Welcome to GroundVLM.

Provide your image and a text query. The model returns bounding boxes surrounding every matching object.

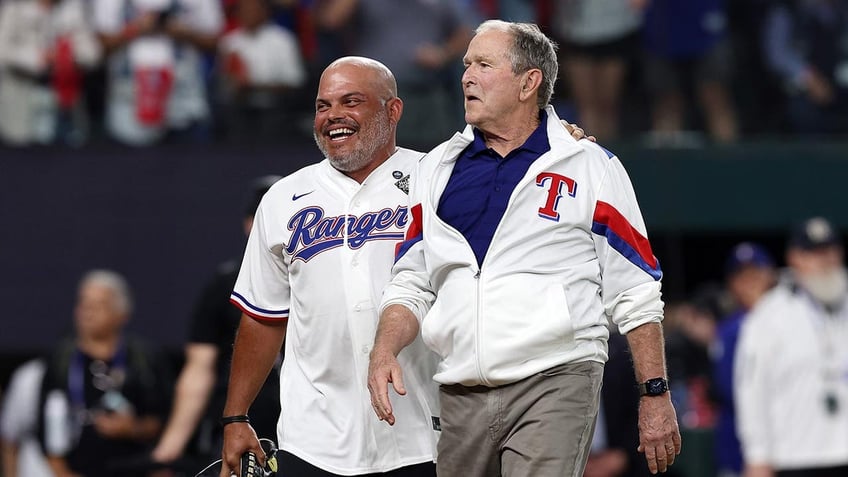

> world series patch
[395,174,410,194]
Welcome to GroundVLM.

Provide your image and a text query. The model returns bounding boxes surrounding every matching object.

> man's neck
[480,111,541,157]
[77,335,121,360]
[344,146,398,184]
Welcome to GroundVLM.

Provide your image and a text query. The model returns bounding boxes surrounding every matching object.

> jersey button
[354,304,361,311]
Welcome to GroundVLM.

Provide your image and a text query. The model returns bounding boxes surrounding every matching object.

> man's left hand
[637,395,681,474]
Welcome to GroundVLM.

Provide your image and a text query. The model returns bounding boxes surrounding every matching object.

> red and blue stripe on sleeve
[591,201,662,280]
[230,291,290,322]
[395,203,423,262]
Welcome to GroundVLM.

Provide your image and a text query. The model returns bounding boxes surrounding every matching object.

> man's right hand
[219,423,263,477]
[367,348,406,426]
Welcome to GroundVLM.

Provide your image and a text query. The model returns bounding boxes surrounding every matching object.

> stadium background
[2,139,845,361]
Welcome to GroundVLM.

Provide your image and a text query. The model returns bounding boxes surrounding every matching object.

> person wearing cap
[735,217,848,477]
[711,242,777,477]
[151,176,284,473]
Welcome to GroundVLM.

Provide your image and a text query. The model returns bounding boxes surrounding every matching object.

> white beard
[801,267,848,307]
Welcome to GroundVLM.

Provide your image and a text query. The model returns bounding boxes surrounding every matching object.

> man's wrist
[637,377,669,397]
[220,414,250,426]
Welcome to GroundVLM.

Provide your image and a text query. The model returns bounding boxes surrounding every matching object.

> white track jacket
[381,107,664,387]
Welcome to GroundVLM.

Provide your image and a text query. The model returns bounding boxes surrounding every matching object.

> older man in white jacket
[368,20,680,477]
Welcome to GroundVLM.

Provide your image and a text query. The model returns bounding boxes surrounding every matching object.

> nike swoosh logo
[292,191,315,201]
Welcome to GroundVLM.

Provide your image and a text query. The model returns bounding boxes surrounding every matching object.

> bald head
[323,56,398,103]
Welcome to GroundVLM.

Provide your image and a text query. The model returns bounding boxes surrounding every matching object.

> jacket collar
[438,106,582,165]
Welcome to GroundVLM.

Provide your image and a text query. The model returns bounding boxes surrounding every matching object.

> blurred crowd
[660,217,848,477]
[0,0,846,149]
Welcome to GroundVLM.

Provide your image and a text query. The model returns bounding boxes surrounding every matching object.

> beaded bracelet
[220,414,250,426]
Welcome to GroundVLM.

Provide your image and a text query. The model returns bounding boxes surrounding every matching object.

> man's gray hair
[80,269,133,315]
[475,20,559,109]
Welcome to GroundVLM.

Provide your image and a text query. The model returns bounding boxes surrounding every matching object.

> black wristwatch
[638,377,669,397]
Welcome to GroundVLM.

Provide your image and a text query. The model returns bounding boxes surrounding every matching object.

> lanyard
[67,341,128,410]
[803,292,848,414]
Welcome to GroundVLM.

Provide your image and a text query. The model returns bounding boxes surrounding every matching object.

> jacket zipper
[474,268,485,385]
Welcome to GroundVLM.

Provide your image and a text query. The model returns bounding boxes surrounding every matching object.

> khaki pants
[436,361,604,477]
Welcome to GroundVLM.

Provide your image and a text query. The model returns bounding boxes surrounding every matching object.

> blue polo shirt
[437,112,551,267]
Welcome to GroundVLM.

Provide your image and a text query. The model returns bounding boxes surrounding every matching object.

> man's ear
[387,97,404,125]
[519,69,542,102]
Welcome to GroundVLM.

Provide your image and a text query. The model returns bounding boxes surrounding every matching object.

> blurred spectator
[92,0,223,146]
[38,270,172,477]
[477,0,535,22]
[150,176,283,474]
[711,242,777,477]
[583,330,651,477]
[0,0,102,146]
[314,0,473,149]
[216,0,307,143]
[1,358,53,477]
[665,286,723,430]
[551,0,644,141]
[642,0,738,145]
[762,0,848,136]
[736,217,848,477]
[222,0,303,33]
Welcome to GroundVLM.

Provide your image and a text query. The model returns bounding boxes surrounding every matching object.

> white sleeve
[590,151,664,334]
[734,309,774,464]
[380,160,436,323]
[0,360,46,442]
[66,0,103,67]
[230,198,291,321]
[0,4,45,73]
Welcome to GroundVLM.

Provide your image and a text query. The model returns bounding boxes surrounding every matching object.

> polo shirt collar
[467,110,549,158]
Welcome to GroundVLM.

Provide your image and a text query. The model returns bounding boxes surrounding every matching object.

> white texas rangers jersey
[231,148,440,475]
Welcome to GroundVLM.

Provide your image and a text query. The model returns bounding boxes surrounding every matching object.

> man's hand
[743,463,775,477]
[219,423,263,477]
[637,395,681,474]
[367,347,406,426]
[92,411,136,439]
[802,68,835,105]
[562,121,596,142]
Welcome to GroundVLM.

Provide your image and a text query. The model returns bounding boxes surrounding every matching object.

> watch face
[644,378,668,396]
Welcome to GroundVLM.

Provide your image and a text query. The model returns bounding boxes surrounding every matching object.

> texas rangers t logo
[536,172,577,222]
